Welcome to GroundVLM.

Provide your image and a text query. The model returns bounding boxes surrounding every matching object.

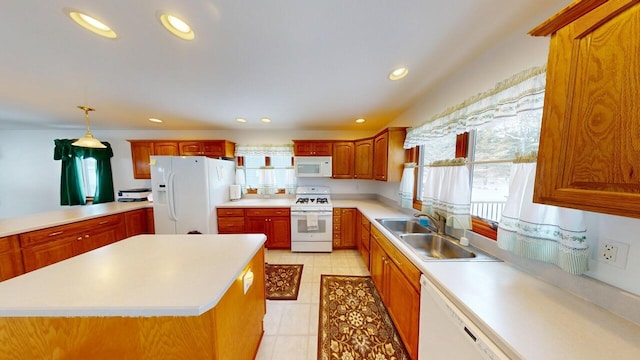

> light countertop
[3,197,639,358]
[0,234,266,317]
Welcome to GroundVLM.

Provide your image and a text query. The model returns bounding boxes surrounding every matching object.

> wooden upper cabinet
[373,128,407,182]
[128,140,235,179]
[530,0,640,218]
[293,141,333,156]
[179,140,235,157]
[129,141,154,179]
[153,141,180,155]
[332,142,355,179]
[354,138,374,179]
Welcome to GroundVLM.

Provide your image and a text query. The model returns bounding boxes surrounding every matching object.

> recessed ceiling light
[159,13,195,40]
[66,10,117,39]
[261,118,271,123]
[355,118,366,124]
[236,118,247,123]
[389,67,408,80]
[149,118,163,123]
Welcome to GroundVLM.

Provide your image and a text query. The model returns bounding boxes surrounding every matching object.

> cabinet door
[125,209,149,237]
[146,208,155,234]
[269,216,291,249]
[332,142,355,179]
[387,260,420,360]
[153,142,180,155]
[74,215,126,255]
[246,216,268,241]
[22,237,76,272]
[531,1,640,218]
[179,141,203,156]
[340,208,356,248]
[130,141,154,179]
[354,138,374,179]
[0,236,24,281]
[373,132,389,181]
[293,141,333,156]
[202,141,224,157]
[369,237,386,299]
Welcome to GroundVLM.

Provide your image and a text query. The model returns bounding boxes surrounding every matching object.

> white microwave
[294,156,332,177]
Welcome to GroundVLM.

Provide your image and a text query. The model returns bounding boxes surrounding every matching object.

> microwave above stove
[294,156,332,177]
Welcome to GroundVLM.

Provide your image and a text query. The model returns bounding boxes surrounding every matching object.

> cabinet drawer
[217,208,245,217]
[218,217,245,233]
[20,215,123,247]
[333,215,341,224]
[333,208,341,216]
[245,208,290,217]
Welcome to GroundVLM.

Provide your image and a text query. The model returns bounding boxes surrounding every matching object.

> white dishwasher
[419,275,510,360]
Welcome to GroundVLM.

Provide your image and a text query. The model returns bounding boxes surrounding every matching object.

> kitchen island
[0,233,267,359]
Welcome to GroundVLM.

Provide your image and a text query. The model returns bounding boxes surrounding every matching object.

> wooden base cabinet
[20,214,127,272]
[245,208,291,249]
[356,212,371,268]
[217,208,246,234]
[0,247,266,360]
[333,208,357,249]
[0,236,24,281]
[370,226,420,360]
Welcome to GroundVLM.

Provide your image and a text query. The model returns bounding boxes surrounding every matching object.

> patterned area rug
[318,275,410,360]
[264,263,304,300]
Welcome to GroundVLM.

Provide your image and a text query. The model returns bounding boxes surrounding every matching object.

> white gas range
[290,186,333,252]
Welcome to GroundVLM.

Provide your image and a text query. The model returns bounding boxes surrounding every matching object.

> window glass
[243,155,291,191]
[81,158,97,198]
[470,116,541,222]
[418,133,456,200]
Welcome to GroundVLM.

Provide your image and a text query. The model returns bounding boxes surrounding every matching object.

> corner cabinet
[373,128,407,182]
[332,142,355,179]
[354,138,374,179]
[530,0,640,218]
[370,226,420,359]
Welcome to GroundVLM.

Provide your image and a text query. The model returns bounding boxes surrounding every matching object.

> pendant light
[72,105,106,149]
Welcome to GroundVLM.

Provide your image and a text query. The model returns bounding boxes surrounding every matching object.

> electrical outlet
[597,240,630,269]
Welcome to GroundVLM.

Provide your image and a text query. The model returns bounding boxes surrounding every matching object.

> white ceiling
[0,1,565,131]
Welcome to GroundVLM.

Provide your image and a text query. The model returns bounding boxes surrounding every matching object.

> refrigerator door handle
[167,171,178,221]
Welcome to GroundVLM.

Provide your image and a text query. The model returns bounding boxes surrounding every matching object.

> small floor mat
[264,263,304,300]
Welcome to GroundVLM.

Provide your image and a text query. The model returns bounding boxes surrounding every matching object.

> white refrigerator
[150,156,235,234]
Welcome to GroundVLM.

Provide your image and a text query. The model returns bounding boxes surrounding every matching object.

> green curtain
[53,139,115,205]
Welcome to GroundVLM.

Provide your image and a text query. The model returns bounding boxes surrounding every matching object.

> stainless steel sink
[399,233,476,259]
[376,218,433,234]
[375,218,498,261]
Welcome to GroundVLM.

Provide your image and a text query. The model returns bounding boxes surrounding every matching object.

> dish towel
[306,213,319,231]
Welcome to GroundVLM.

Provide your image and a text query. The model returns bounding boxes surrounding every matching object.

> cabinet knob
[77,236,82,240]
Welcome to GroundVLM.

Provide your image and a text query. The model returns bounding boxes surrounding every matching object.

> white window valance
[235,144,294,157]
[404,65,547,149]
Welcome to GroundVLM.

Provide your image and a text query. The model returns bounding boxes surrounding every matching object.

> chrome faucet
[414,211,446,235]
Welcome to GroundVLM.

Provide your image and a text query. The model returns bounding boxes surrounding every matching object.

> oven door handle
[291,211,333,216]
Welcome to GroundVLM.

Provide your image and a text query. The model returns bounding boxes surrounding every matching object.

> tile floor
[256,249,370,360]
